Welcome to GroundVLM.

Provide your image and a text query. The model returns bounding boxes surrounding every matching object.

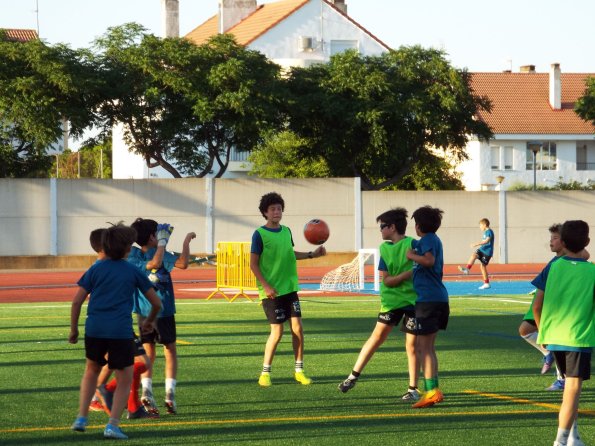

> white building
[112,0,389,179]
[462,64,595,191]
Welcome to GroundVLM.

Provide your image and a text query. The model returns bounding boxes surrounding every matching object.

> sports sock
[484,279,490,284]
[348,370,361,381]
[425,377,438,391]
[165,378,176,400]
[569,421,580,442]
[555,427,570,444]
[141,378,153,394]
[466,264,472,270]
[295,361,304,373]
[262,364,271,374]
[128,362,148,412]
[408,385,417,391]
[521,332,549,355]
[105,380,117,393]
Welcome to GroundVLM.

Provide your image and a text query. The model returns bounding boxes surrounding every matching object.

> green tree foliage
[0,33,98,177]
[576,77,595,126]
[93,26,283,178]
[248,131,330,178]
[284,47,493,190]
[50,139,112,179]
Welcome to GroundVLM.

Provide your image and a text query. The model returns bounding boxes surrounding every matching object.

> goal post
[320,248,380,292]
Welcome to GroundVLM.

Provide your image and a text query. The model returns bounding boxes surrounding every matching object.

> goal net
[320,248,379,292]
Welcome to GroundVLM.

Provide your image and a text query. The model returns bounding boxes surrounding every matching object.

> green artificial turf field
[0,294,592,445]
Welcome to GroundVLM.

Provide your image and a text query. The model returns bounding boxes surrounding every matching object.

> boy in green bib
[338,208,419,401]
[534,220,594,446]
[250,192,326,387]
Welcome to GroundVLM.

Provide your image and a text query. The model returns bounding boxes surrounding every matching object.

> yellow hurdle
[206,242,257,302]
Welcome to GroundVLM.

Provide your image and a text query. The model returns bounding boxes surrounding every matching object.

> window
[576,144,595,170]
[490,146,513,170]
[526,141,556,170]
[330,40,358,55]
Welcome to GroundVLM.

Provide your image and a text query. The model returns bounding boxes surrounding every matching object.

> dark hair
[103,222,137,260]
[479,218,490,227]
[258,192,285,219]
[131,218,158,246]
[89,228,107,253]
[548,223,561,234]
[376,208,408,235]
[561,220,589,253]
[411,206,443,233]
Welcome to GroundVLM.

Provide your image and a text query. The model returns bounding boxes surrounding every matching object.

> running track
[0,264,543,304]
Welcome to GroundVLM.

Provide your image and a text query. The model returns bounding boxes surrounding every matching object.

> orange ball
[303,219,330,245]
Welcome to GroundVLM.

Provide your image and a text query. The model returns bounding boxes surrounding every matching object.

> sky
[1,0,594,73]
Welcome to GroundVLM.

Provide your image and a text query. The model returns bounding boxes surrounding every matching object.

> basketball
[304,219,330,245]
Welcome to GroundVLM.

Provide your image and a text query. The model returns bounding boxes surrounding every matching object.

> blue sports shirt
[78,259,154,339]
[411,232,449,303]
[478,228,495,256]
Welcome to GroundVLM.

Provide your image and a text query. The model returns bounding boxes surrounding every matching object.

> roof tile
[1,28,39,42]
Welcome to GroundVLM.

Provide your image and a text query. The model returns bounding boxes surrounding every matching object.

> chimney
[519,65,535,73]
[330,0,348,14]
[549,63,561,110]
[218,0,257,34]
[161,0,179,38]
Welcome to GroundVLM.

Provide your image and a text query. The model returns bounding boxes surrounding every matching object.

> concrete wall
[1,178,594,265]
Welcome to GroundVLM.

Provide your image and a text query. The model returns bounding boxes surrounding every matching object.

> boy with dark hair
[128,217,196,415]
[70,223,161,439]
[250,192,326,387]
[406,206,449,408]
[458,218,494,290]
[338,208,419,401]
[534,220,594,446]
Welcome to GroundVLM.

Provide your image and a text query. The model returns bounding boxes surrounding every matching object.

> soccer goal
[320,248,379,292]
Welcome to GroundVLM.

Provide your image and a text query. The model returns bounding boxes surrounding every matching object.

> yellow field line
[0,409,555,434]
[464,389,595,416]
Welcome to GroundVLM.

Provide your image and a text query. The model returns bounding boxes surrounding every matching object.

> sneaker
[71,416,87,432]
[338,378,357,393]
[478,283,491,290]
[546,379,565,391]
[141,390,159,415]
[401,388,420,402]
[89,399,105,412]
[258,373,272,387]
[541,352,555,374]
[127,406,158,419]
[294,371,312,385]
[412,388,444,408]
[458,266,469,275]
[103,424,128,440]
[96,384,113,416]
[165,399,177,415]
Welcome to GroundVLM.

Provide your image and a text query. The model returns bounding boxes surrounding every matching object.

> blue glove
[156,223,174,247]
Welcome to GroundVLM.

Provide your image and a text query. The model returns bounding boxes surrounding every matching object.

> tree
[576,76,595,126]
[94,25,283,178]
[248,131,330,178]
[285,47,493,190]
[0,34,99,177]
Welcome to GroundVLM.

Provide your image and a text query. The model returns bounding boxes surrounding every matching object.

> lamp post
[528,142,541,191]
[496,175,505,191]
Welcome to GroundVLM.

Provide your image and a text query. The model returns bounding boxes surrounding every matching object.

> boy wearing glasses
[338,208,419,401]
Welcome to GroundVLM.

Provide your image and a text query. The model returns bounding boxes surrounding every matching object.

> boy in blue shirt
[458,218,494,290]
[406,206,449,408]
[70,223,161,439]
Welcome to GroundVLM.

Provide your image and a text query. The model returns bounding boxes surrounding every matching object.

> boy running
[250,192,325,387]
[338,208,419,401]
[406,206,449,408]
[458,218,494,290]
[534,220,594,446]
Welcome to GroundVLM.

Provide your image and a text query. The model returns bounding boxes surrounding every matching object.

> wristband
[308,251,313,259]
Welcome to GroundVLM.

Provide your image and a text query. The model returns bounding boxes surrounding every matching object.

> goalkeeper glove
[156,223,174,247]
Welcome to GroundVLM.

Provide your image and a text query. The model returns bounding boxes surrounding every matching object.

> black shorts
[475,250,492,266]
[133,334,146,356]
[415,302,450,335]
[85,336,135,370]
[553,350,591,380]
[377,305,416,334]
[140,315,177,345]
[262,292,301,324]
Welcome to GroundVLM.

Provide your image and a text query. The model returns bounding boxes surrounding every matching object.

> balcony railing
[577,162,595,171]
